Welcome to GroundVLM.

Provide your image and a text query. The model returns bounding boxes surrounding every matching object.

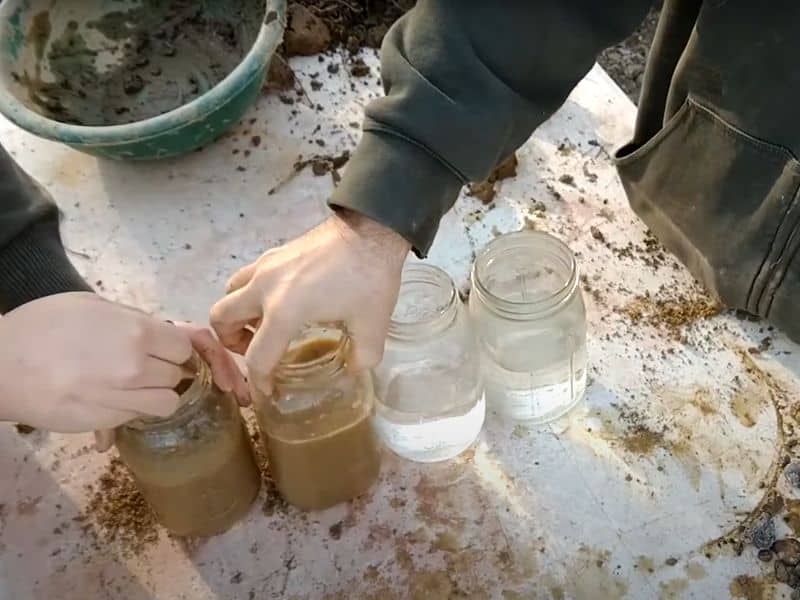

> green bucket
[0,0,285,160]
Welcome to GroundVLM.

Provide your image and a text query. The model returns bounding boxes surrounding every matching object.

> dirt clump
[268,1,413,90]
[266,54,296,90]
[467,153,519,204]
[284,4,332,56]
[290,0,413,53]
[349,57,371,77]
[297,150,350,182]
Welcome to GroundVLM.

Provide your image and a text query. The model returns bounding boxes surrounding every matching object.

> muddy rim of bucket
[0,0,285,145]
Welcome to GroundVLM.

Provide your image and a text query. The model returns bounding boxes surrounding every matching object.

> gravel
[598,5,661,104]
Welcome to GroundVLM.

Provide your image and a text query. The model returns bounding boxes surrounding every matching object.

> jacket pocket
[615,96,800,323]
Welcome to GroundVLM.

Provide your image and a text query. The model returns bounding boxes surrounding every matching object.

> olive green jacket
[0,146,90,312]
[3,0,800,343]
[331,0,800,340]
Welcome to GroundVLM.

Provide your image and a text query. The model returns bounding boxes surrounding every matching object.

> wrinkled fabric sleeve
[331,0,653,255]
[0,145,91,313]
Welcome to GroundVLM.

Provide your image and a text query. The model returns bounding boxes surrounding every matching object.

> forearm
[333,203,411,267]
[332,0,653,255]
[0,325,23,424]
[0,145,91,313]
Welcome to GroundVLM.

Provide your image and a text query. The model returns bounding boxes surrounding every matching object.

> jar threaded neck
[471,231,579,319]
[274,327,348,385]
[388,263,459,340]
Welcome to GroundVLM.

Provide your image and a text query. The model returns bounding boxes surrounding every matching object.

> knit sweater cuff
[0,219,92,313]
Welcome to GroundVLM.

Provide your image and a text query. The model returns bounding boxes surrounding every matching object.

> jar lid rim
[471,231,578,315]
[389,263,458,336]
[123,351,209,430]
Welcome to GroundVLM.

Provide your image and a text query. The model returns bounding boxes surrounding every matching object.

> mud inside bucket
[10,0,265,126]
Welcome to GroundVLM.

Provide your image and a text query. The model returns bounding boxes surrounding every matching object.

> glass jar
[254,327,381,511]
[373,263,484,462]
[115,356,261,537]
[469,231,587,423]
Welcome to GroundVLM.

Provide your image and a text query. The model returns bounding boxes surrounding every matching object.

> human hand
[210,210,411,395]
[0,293,246,446]
[93,321,250,451]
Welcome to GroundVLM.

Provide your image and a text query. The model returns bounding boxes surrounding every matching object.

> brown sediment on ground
[589,226,676,270]
[78,424,288,557]
[618,424,664,455]
[249,428,289,517]
[294,150,350,182]
[705,351,789,560]
[81,456,159,557]
[618,287,722,340]
[729,574,771,600]
[266,150,351,194]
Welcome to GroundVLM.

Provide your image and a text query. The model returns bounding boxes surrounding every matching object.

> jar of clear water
[469,231,587,423]
[372,263,485,462]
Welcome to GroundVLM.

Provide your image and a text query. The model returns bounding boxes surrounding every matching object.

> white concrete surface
[0,51,797,599]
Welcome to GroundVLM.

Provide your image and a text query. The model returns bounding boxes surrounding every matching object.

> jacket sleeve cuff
[0,219,93,313]
[328,130,463,257]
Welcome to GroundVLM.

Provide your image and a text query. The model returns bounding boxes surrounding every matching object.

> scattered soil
[82,456,159,556]
[268,0,658,105]
[18,0,265,126]
[580,274,605,306]
[703,349,800,598]
[249,429,288,517]
[598,5,661,103]
[730,574,769,600]
[295,149,350,180]
[619,425,664,455]
[268,150,351,194]
[79,427,288,558]
[329,520,344,540]
[619,286,722,341]
[276,0,658,108]
[590,226,674,271]
[284,4,332,56]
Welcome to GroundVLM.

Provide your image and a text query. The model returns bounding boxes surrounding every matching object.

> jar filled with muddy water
[373,263,484,462]
[469,231,587,423]
[115,355,261,537]
[255,327,381,511]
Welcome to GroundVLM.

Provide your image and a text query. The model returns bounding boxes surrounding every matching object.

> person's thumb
[244,306,297,399]
[94,429,115,452]
[347,316,388,372]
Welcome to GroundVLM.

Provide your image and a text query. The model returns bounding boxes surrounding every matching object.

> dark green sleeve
[0,145,91,313]
[330,0,653,255]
